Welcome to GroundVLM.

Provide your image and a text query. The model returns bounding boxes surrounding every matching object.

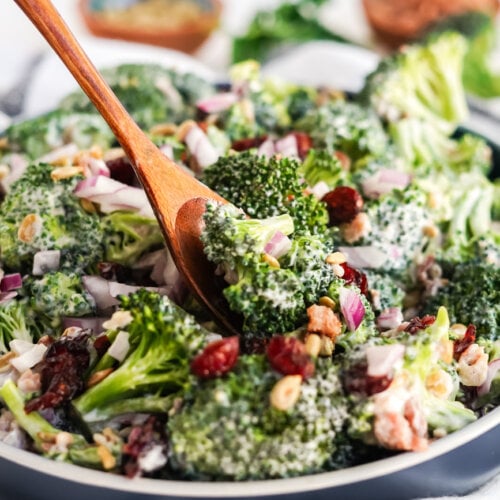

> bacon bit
[307,304,342,341]
[404,315,436,334]
[231,136,267,152]
[454,324,476,360]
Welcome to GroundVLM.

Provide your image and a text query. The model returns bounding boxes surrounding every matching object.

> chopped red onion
[38,143,79,164]
[1,154,29,190]
[310,181,331,200]
[9,339,35,355]
[366,344,405,377]
[339,287,365,331]
[275,134,298,158]
[107,330,130,362]
[0,291,17,304]
[85,157,110,177]
[74,175,154,218]
[477,358,500,397]
[257,138,276,158]
[338,246,388,269]
[32,250,61,276]
[83,276,168,310]
[159,144,174,160]
[264,231,292,259]
[0,273,22,292]
[184,125,219,170]
[361,169,412,199]
[196,92,238,114]
[377,307,404,331]
[10,344,47,373]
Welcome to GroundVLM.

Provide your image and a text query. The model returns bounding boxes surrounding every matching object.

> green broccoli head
[295,100,388,161]
[73,290,207,422]
[0,163,104,274]
[101,211,164,266]
[5,110,114,160]
[422,260,499,340]
[201,201,295,272]
[25,271,96,323]
[168,355,348,480]
[202,152,328,235]
[224,263,305,335]
[60,64,214,130]
[299,148,350,190]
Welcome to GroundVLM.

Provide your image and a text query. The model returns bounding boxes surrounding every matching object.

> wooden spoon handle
[14,0,220,238]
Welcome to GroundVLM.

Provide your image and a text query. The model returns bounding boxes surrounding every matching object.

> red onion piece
[184,125,219,170]
[0,291,17,304]
[1,154,29,190]
[159,144,174,160]
[275,134,298,158]
[74,175,154,218]
[107,330,130,362]
[339,287,365,331]
[366,344,405,377]
[196,92,238,114]
[477,358,500,397]
[0,273,22,292]
[86,157,110,177]
[377,307,404,331]
[264,231,292,259]
[338,246,388,269]
[361,169,412,199]
[32,250,61,276]
[10,344,47,373]
[257,138,276,158]
[310,181,331,200]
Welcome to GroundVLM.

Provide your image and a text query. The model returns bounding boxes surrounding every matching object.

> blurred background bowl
[79,0,221,53]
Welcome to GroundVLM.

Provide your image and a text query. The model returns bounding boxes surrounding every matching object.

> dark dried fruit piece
[404,315,436,335]
[343,360,392,396]
[322,186,363,225]
[292,132,313,159]
[340,262,369,296]
[454,324,476,360]
[231,136,268,152]
[266,336,315,379]
[190,336,239,379]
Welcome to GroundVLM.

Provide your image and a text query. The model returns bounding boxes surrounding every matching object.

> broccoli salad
[0,32,499,481]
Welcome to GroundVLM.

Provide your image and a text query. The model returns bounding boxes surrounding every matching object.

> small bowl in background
[79,0,221,53]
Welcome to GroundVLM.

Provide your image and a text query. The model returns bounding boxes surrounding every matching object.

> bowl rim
[0,407,498,497]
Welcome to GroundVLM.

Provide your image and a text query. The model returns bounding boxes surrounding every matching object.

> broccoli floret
[168,355,348,480]
[422,260,499,340]
[202,153,328,235]
[5,110,114,160]
[0,163,104,274]
[60,64,214,130]
[279,234,336,305]
[0,379,122,470]
[24,271,95,323]
[360,32,468,135]
[364,269,405,313]
[73,290,206,423]
[299,149,350,190]
[295,100,388,160]
[224,263,305,335]
[102,211,164,266]
[0,298,44,353]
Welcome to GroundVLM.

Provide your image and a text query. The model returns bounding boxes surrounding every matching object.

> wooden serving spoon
[14,0,240,334]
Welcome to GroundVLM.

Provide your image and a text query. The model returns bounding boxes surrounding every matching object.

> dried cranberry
[454,324,476,360]
[340,262,369,296]
[404,315,436,335]
[266,336,315,379]
[343,361,392,396]
[106,155,136,185]
[190,336,239,379]
[24,332,91,413]
[231,136,268,152]
[322,186,363,225]
[292,132,313,159]
[93,335,111,357]
[240,335,270,355]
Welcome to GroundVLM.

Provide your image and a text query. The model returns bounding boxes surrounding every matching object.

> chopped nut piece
[261,253,280,268]
[51,165,84,181]
[87,368,114,388]
[37,431,58,443]
[331,264,345,278]
[103,147,125,162]
[319,336,335,357]
[307,304,342,340]
[325,252,347,265]
[0,137,8,149]
[318,296,336,309]
[422,224,439,238]
[150,122,178,136]
[18,214,42,243]
[304,334,321,358]
[0,351,17,373]
[450,323,467,338]
[80,198,97,213]
[0,164,9,180]
[97,444,116,470]
[102,310,134,330]
[270,375,302,411]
